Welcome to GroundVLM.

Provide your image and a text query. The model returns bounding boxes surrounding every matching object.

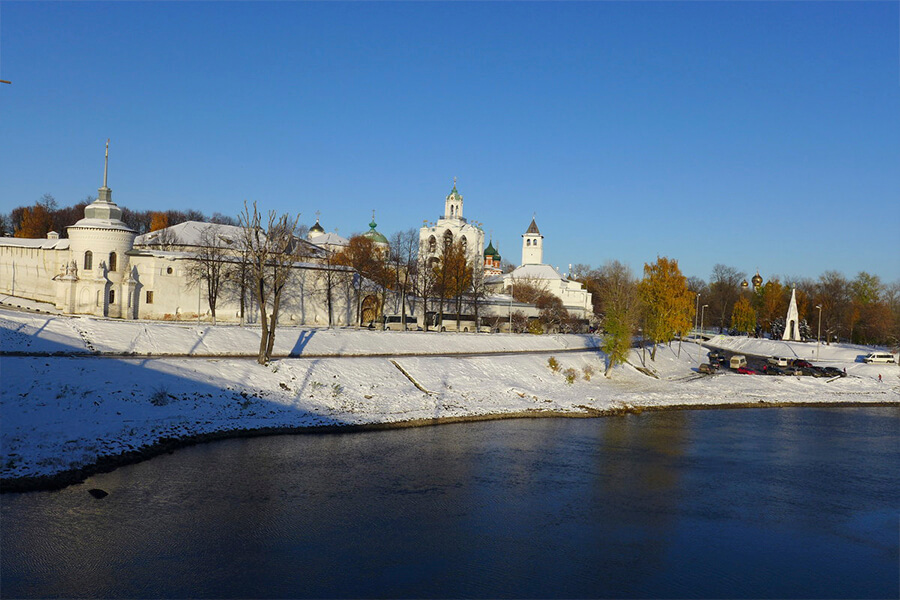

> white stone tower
[66,140,137,318]
[782,287,801,341]
[419,181,484,267]
[444,180,463,220]
[521,217,543,265]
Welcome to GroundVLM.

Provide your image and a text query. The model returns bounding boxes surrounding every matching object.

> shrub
[563,368,578,385]
[149,386,172,406]
[528,320,544,335]
[582,365,594,381]
[548,356,560,372]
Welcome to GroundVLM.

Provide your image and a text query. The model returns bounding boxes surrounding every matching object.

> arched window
[460,236,467,253]
[443,230,453,249]
[108,289,115,304]
[108,252,117,272]
[84,251,93,271]
[428,236,436,253]
[526,239,531,247]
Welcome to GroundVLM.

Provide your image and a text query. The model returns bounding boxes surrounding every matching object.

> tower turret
[521,217,543,265]
[444,178,463,220]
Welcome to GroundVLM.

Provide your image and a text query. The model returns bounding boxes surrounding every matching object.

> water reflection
[2,407,898,598]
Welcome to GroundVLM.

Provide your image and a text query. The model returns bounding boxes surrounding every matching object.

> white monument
[782,287,801,341]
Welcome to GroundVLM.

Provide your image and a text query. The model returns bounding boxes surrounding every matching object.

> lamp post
[815,304,822,361]
[695,293,701,363]
[700,304,708,346]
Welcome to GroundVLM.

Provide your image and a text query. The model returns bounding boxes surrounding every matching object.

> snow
[2,308,898,485]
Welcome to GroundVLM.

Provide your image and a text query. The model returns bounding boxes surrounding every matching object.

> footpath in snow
[2,308,898,490]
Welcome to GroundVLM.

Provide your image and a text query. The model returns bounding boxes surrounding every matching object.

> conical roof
[525,218,540,235]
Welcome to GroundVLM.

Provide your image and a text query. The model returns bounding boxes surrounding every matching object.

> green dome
[484,240,500,259]
[363,219,389,245]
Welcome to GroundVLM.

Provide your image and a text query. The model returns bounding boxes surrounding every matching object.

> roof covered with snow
[309,232,349,247]
[134,221,246,247]
[506,263,566,282]
[0,237,71,250]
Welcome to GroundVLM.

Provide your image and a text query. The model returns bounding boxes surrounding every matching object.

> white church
[417,182,593,324]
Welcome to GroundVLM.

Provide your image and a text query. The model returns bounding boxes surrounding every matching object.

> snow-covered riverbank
[2,308,898,491]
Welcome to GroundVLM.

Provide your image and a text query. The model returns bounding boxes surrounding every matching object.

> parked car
[792,359,813,368]
[699,363,718,374]
[761,365,784,376]
[730,355,748,369]
[864,352,896,364]
[736,366,756,375]
[809,366,829,378]
[822,366,847,378]
[767,356,790,367]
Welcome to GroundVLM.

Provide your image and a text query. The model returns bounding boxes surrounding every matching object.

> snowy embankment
[2,309,898,490]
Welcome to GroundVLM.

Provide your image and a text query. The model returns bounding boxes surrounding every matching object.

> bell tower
[521,217,543,265]
[444,178,463,220]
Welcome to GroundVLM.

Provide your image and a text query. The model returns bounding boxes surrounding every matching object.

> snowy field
[2,308,898,487]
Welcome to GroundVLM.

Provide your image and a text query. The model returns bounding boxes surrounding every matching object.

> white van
[767,356,790,367]
[730,355,748,369]
[864,352,895,364]
[382,315,417,331]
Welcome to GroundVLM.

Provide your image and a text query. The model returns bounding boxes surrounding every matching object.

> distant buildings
[1,143,592,328]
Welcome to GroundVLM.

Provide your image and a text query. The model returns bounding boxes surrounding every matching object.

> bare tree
[416,241,439,331]
[186,224,232,323]
[388,229,419,329]
[708,264,745,333]
[238,201,302,365]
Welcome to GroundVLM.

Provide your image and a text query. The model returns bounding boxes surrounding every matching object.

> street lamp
[815,304,822,361]
[700,304,708,345]
[695,293,701,363]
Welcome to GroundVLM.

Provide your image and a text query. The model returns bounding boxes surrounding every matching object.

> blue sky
[1,1,898,283]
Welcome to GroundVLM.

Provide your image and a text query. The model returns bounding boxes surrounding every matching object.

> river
[2,407,898,598]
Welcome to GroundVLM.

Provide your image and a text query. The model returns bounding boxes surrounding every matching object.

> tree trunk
[256,280,268,365]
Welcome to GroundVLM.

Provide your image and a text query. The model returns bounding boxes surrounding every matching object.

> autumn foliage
[638,256,694,360]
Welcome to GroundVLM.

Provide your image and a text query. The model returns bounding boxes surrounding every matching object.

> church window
[443,230,453,249]
[146,291,154,304]
[84,251,93,271]
[526,239,531,246]
[428,236,436,253]
[460,236,467,252]
[166,266,173,275]
[108,289,115,304]
[109,252,117,272]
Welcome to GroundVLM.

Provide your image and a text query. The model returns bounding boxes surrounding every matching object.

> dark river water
[2,407,898,599]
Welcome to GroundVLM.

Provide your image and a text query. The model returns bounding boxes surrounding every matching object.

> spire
[103,138,109,188]
[98,138,112,204]
[525,217,540,235]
